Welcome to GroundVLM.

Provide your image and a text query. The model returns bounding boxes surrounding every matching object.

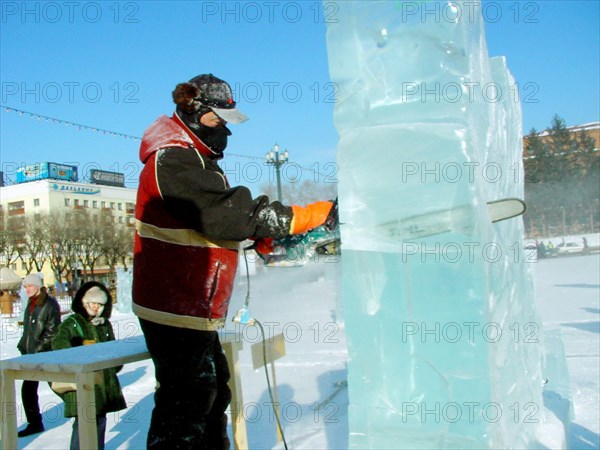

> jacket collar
[30,287,48,307]
[139,113,217,163]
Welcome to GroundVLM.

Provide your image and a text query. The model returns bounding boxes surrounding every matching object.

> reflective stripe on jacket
[133,114,293,330]
[133,115,238,329]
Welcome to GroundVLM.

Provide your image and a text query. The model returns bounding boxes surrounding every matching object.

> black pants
[140,319,232,450]
[21,380,43,425]
[70,415,107,450]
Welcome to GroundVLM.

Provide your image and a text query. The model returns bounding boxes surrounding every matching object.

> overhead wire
[1,105,334,179]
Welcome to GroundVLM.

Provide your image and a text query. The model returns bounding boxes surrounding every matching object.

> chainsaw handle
[324,198,339,232]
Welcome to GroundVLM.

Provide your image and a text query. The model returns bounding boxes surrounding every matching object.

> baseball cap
[189,74,248,124]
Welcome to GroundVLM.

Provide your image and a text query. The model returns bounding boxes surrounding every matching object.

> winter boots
[18,421,44,437]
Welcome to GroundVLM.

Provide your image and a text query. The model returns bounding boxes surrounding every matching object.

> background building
[0,164,136,289]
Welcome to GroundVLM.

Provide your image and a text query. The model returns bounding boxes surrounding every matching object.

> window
[119,216,124,224]
[101,201,106,209]
[33,198,40,207]
[110,202,115,210]
[93,201,98,208]
[8,201,24,211]
[7,201,25,216]
[118,203,123,210]
[64,198,71,206]
[21,262,27,270]
[83,200,89,208]
[74,199,80,207]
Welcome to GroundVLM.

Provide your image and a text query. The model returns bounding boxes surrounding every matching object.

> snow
[1,243,599,449]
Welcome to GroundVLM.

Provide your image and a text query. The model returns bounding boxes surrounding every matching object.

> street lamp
[265,144,289,202]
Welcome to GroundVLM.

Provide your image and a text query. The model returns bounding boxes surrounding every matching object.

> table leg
[1,369,18,450]
[75,372,98,450]
[223,342,247,450]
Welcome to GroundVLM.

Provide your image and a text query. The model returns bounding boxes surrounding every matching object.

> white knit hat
[82,286,108,305]
[82,286,108,325]
[22,274,42,288]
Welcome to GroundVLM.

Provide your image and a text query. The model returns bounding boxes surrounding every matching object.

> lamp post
[265,144,289,202]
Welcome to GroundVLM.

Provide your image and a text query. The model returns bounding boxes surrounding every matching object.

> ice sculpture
[325,1,542,448]
[116,267,133,313]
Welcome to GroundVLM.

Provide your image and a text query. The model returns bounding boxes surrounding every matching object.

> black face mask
[194,124,231,159]
[177,108,232,160]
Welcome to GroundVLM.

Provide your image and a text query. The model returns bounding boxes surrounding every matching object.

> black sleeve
[156,147,293,241]
[37,300,61,353]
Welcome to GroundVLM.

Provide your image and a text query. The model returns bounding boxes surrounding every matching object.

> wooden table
[0,332,246,450]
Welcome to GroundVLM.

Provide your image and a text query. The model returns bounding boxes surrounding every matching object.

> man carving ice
[133,73,333,448]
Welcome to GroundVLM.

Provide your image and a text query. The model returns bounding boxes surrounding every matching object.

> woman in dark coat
[52,281,127,450]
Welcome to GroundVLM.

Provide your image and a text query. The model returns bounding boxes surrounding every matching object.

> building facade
[0,177,136,287]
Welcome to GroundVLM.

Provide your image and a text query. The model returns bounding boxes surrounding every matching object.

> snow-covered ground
[534,251,600,450]
[1,236,599,449]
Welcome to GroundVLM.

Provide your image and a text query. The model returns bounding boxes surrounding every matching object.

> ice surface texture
[116,267,133,313]
[325,1,542,448]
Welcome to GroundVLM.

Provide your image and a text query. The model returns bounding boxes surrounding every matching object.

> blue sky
[1,1,599,191]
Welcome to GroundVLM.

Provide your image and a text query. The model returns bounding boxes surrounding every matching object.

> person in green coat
[52,281,127,450]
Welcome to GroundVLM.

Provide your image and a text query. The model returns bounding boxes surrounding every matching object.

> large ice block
[325,1,542,448]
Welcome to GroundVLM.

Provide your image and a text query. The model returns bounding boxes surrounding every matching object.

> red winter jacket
[133,113,292,330]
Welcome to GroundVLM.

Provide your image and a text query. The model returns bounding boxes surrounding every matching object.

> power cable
[233,245,289,450]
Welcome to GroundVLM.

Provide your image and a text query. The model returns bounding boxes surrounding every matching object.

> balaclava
[172,73,248,160]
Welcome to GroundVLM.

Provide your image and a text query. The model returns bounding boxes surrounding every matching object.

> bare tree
[46,211,79,286]
[102,222,134,279]
[20,214,49,274]
[0,211,22,268]
[74,209,105,280]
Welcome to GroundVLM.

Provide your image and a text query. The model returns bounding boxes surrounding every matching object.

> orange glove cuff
[290,201,333,235]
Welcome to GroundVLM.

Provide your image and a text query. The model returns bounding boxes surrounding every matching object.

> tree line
[524,115,599,237]
[0,208,134,286]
